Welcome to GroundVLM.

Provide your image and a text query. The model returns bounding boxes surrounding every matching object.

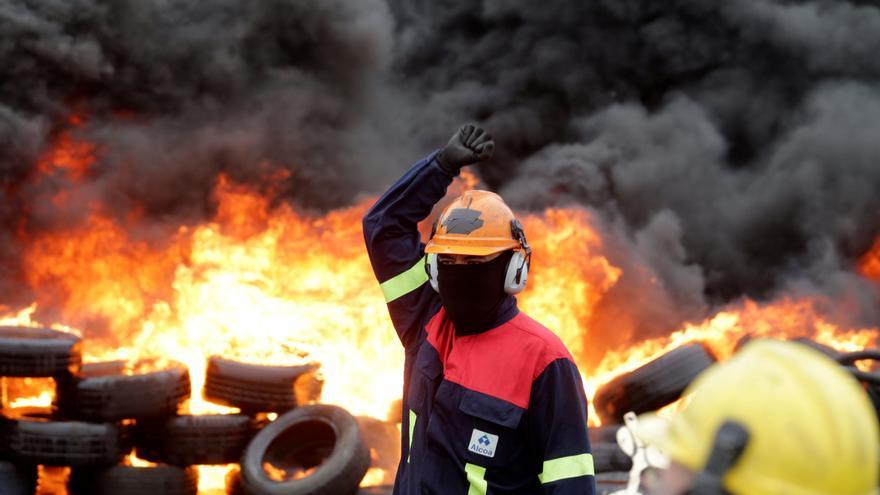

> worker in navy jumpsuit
[363,125,595,495]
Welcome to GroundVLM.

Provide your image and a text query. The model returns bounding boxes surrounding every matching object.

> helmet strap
[509,219,531,285]
[686,421,750,495]
[510,219,531,256]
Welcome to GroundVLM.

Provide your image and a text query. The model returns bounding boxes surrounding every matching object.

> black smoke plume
[0,0,396,308]
[390,0,880,341]
[2,0,879,347]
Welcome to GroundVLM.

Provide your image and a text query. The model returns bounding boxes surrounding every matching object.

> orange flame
[860,236,880,281]
[36,114,95,182]
[6,129,879,492]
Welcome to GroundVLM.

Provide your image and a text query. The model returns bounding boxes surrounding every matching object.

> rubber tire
[241,404,370,495]
[69,465,198,495]
[204,357,322,413]
[135,414,262,466]
[56,362,191,421]
[593,343,716,424]
[836,349,880,367]
[592,442,633,474]
[0,407,127,466]
[0,326,82,377]
[0,461,37,495]
[78,360,127,377]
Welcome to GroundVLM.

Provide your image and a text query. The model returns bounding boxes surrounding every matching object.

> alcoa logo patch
[468,429,499,458]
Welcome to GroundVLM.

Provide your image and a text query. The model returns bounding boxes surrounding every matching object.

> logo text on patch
[468,429,498,458]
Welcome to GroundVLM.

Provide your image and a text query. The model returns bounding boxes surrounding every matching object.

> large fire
[860,237,880,282]
[2,124,878,494]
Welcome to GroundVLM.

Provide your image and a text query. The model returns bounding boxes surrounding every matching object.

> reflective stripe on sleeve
[465,463,488,495]
[538,453,595,484]
[380,256,429,303]
[407,410,417,463]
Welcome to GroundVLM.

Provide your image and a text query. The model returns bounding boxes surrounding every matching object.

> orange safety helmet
[425,190,531,294]
[425,190,528,256]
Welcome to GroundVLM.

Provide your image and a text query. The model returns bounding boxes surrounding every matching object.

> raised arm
[362,124,494,350]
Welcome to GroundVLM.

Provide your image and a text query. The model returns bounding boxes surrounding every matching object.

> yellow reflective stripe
[380,256,428,303]
[538,453,595,484]
[407,410,416,463]
[465,463,487,495]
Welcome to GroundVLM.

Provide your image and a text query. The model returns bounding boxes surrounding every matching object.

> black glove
[436,124,495,175]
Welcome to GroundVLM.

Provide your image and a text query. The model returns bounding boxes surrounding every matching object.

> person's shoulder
[448,311,576,409]
[505,312,574,372]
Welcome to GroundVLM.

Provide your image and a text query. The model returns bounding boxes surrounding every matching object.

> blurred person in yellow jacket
[637,339,879,495]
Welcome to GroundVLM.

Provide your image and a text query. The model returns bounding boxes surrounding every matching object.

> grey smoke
[388,0,880,341]
[2,0,879,346]
[0,0,396,309]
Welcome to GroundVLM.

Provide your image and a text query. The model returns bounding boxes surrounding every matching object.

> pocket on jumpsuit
[409,344,443,414]
[458,388,525,468]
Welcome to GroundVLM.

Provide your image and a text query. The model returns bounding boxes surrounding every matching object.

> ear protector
[426,252,440,292]
[424,219,531,295]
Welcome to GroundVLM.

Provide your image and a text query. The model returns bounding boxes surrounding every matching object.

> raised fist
[436,124,495,175]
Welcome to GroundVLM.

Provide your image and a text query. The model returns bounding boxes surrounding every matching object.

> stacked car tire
[0,326,204,494]
[0,325,85,494]
[0,326,373,495]
[201,357,371,495]
[58,360,204,495]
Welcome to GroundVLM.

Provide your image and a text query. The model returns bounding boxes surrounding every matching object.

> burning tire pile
[2,324,876,495]
[586,340,880,495]
[0,326,374,495]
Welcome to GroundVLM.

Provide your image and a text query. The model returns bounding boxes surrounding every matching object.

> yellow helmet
[425,190,527,256]
[640,339,879,495]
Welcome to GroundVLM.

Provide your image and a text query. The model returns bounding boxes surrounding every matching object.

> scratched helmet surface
[425,190,523,256]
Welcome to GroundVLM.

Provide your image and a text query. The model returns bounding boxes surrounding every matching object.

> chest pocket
[408,343,443,415]
[458,389,525,466]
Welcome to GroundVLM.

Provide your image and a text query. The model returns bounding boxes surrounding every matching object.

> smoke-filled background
[2,0,880,351]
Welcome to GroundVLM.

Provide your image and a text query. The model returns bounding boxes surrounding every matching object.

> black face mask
[437,251,514,335]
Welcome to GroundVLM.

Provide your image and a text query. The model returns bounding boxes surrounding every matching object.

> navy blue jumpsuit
[363,151,596,495]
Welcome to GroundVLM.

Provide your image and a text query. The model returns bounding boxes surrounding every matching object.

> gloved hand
[436,124,495,175]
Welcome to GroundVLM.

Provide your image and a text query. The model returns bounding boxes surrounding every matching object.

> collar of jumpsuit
[436,250,518,335]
